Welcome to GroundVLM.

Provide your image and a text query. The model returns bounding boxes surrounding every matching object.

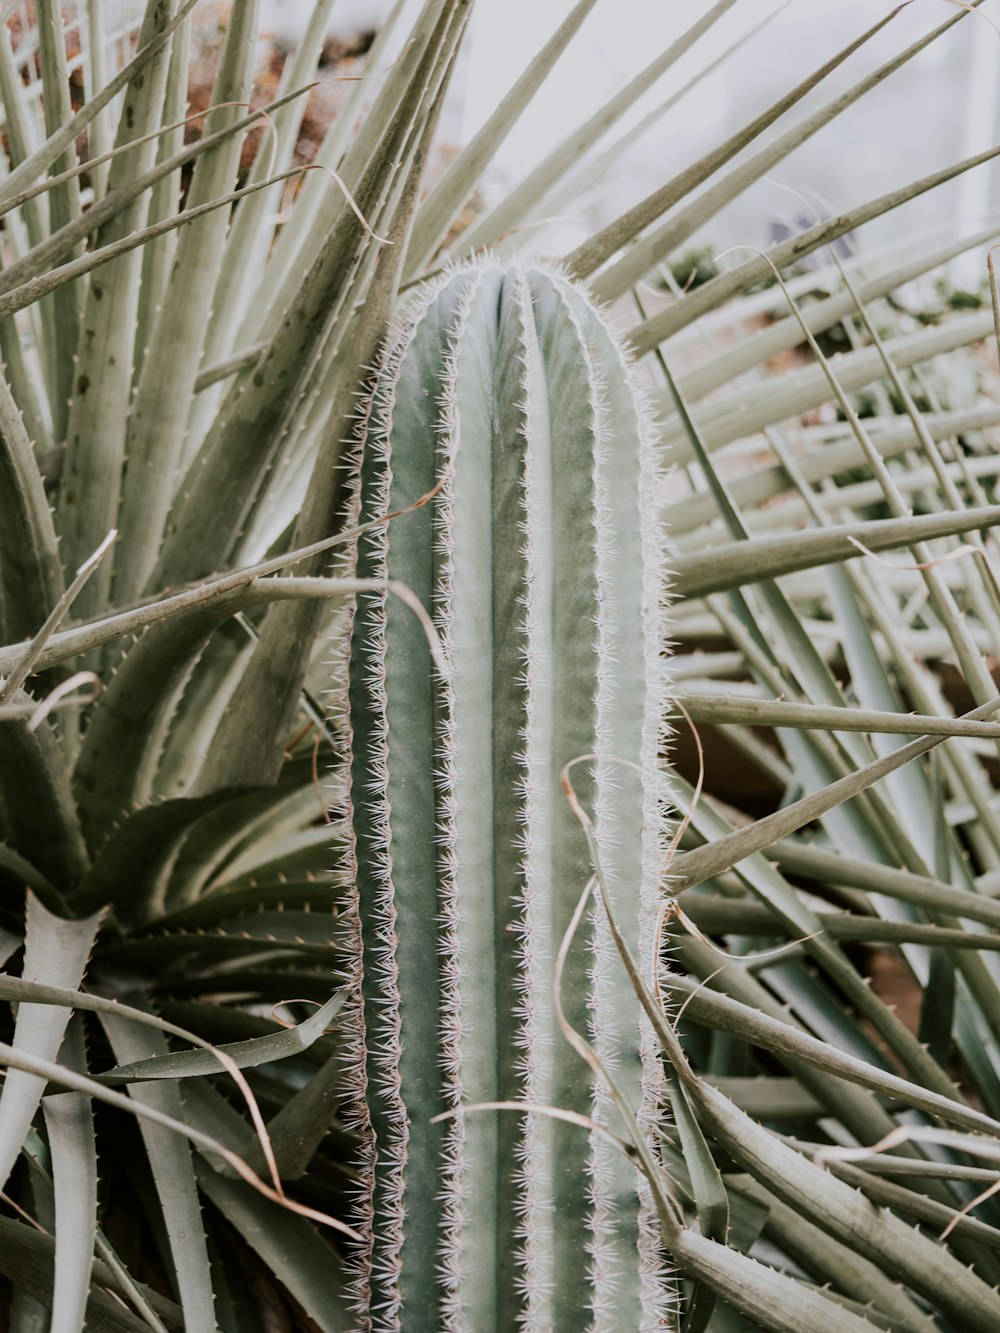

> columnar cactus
[348,261,669,1331]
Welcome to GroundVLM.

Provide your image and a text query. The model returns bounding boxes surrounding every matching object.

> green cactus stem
[348,259,670,1331]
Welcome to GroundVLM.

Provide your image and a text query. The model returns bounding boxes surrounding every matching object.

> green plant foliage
[1,1,1000,1330]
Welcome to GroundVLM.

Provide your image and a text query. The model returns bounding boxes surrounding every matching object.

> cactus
[348,260,670,1330]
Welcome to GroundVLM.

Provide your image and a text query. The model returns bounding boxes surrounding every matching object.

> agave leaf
[0,0,203,210]
[665,1073,726,1333]
[669,973,994,1136]
[182,0,337,449]
[0,165,306,330]
[80,0,113,205]
[682,895,1000,952]
[56,0,232,615]
[729,1175,938,1333]
[661,311,993,460]
[96,991,346,1085]
[631,144,1000,352]
[675,224,1000,406]
[133,11,191,386]
[184,1080,352,1332]
[566,4,904,284]
[670,703,1000,891]
[449,0,741,260]
[0,1217,154,1333]
[0,896,102,1192]
[233,0,414,352]
[42,1073,98,1333]
[590,1,982,299]
[114,0,262,606]
[672,506,1000,600]
[673,1229,888,1333]
[675,690,1000,738]
[538,3,794,233]
[689,1084,1000,1331]
[194,51,452,792]
[0,367,63,644]
[825,1156,1000,1248]
[404,0,601,276]
[151,0,473,593]
[98,1017,215,1332]
[34,0,82,443]
[0,88,312,299]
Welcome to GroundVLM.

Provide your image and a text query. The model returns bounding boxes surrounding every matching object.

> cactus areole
[348,261,669,1331]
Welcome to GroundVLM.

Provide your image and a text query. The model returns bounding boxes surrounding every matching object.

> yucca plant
[3,0,1000,1330]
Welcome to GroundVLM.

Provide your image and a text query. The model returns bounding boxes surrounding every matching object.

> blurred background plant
[3,1,1000,1330]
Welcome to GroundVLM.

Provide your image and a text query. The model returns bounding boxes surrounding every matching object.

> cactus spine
[348,261,670,1330]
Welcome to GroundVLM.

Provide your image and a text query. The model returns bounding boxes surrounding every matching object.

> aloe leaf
[73,600,249,851]
[42,1076,98,1333]
[593,0,983,300]
[196,1168,350,1333]
[0,845,59,907]
[186,1079,352,1331]
[242,1053,346,1182]
[97,991,346,1084]
[78,791,250,917]
[0,896,102,1192]
[566,4,904,284]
